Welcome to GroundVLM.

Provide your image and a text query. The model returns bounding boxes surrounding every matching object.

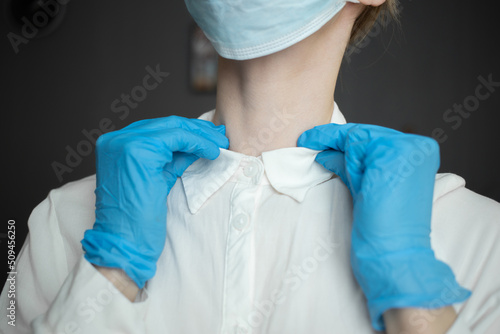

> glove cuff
[81,229,157,289]
[352,249,471,331]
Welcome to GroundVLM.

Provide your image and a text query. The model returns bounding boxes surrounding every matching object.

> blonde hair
[349,0,400,45]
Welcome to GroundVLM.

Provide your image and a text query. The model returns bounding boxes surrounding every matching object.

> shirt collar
[180,102,347,214]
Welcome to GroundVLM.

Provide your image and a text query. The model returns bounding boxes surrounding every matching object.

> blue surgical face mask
[184,0,360,60]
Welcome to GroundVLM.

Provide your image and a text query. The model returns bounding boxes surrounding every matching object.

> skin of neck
[212,3,365,157]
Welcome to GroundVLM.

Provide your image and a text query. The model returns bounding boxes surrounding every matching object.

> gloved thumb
[164,152,200,189]
[315,150,352,195]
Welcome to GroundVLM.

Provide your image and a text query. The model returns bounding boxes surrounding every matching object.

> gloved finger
[297,123,402,152]
[176,119,229,149]
[150,127,228,161]
[297,123,357,152]
[122,115,222,132]
[120,116,228,149]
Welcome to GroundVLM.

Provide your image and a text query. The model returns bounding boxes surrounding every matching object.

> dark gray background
[2,0,499,287]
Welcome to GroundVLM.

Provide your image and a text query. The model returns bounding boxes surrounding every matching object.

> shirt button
[243,162,259,178]
[232,213,249,231]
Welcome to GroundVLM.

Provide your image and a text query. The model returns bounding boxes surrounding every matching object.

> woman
[1,0,499,333]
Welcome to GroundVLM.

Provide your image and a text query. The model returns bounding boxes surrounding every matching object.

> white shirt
[1,103,500,334]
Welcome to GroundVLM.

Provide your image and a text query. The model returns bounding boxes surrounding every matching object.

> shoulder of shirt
[433,172,467,202]
[47,173,97,217]
[46,174,97,224]
[431,174,500,329]
[433,172,500,212]
[431,172,500,265]
[49,174,97,205]
[42,174,97,264]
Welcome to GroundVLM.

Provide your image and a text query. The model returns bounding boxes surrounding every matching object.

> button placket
[221,159,262,334]
[235,325,250,334]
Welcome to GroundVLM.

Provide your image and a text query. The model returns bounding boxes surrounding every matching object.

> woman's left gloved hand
[297,123,471,331]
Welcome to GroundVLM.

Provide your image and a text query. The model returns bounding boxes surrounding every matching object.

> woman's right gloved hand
[81,116,229,289]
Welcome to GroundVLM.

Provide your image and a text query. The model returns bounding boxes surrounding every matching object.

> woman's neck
[212,3,362,156]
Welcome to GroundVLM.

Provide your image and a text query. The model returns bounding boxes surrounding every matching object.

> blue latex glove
[297,123,471,331]
[81,116,229,289]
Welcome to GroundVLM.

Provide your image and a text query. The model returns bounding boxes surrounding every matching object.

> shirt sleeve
[0,184,150,334]
[431,174,500,334]
[31,254,150,333]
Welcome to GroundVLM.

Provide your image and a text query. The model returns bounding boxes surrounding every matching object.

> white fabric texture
[1,103,499,334]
